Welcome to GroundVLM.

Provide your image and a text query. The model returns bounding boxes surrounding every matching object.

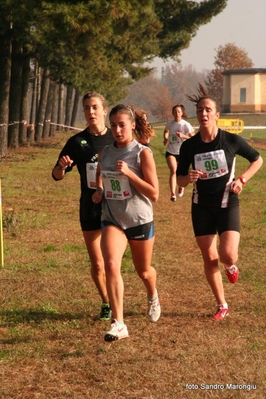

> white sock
[219,303,228,309]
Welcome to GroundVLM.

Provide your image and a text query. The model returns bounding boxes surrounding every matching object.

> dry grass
[0,131,265,399]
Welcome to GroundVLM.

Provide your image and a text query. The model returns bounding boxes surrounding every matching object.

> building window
[240,88,246,103]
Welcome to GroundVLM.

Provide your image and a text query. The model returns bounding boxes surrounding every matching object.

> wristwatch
[239,176,247,186]
[56,164,67,171]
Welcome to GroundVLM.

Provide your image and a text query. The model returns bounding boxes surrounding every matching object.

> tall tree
[205,42,254,109]
[35,68,50,142]
[0,29,12,157]
[122,75,174,121]
[8,40,23,148]
[162,64,206,117]
[43,81,56,139]
[19,51,31,145]
[0,0,228,150]
[122,64,206,120]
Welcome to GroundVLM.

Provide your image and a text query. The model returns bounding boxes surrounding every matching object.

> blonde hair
[82,91,108,110]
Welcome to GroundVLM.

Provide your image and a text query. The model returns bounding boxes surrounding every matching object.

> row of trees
[122,43,254,121]
[0,0,227,156]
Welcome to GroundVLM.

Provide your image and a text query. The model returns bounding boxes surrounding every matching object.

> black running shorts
[101,221,155,241]
[192,202,240,237]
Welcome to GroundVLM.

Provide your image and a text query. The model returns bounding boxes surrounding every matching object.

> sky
[152,0,266,74]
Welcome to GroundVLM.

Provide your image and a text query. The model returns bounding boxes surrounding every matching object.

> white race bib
[86,162,97,189]
[194,150,228,179]
[170,134,178,144]
[101,170,132,200]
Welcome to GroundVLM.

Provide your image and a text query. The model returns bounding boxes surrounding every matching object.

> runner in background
[134,109,155,147]
[163,104,194,201]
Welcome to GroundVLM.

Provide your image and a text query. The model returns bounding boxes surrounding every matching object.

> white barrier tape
[0,120,83,131]
[0,121,28,127]
[243,126,266,129]
[154,125,266,130]
[47,121,83,131]
[1,121,266,131]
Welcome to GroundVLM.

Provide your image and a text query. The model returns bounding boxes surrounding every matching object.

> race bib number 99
[194,150,228,179]
[101,170,132,200]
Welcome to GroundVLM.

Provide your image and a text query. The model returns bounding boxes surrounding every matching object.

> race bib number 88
[194,150,228,179]
[101,170,132,200]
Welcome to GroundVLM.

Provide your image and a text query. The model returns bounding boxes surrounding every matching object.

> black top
[53,127,114,195]
[177,129,260,208]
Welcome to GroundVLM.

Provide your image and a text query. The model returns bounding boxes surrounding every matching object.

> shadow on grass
[0,308,92,326]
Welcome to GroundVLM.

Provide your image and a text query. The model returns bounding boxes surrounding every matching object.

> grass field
[0,125,266,398]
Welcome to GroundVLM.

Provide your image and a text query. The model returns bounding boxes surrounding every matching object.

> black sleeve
[176,139,193,176]
[232,134,261,162]
[52,137,76,180]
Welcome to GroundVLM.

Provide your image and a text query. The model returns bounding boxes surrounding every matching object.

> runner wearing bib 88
[92,104,161,342]
[177,89,263,321]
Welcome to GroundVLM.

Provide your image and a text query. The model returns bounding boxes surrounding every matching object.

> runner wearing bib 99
[52,91,114,321]
[177,91,263,320]
[92,104,161,342]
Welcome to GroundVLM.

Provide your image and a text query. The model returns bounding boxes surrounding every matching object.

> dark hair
[109,104,135,121]
[134,109,155,142]
[82,91,108,110]
[172,104,188,118]
[109,104,155,142]
[186,83,220,112]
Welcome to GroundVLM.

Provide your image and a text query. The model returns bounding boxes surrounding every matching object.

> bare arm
[92,152,104,204]
[52,155,73,180]
[177,131,193,140]
[163,128,169,146]
[177,156,263,193]
[177,169,203,188]
[230,155,263,193]
[116,149,159,202]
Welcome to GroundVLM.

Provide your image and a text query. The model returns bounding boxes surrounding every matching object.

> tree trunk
[30,60,38,125]
[71,89,80,128]
[65,85,74,130]
[0,34,12,157]
[35,63,41,125]
[8,40,23,148]
[35,67,50,142]
[50,83,59,136]
[19,52,31,146]
[43,80,55,139]
[57,82,64,131]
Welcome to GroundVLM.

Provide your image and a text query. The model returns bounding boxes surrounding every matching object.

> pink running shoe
[225,265,239,284]
[212,305,229,320]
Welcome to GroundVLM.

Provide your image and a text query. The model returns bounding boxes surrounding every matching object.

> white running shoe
[104,319,129,342]
[177,187,184,198]
[170,193,176,202]
[147,292,161,322]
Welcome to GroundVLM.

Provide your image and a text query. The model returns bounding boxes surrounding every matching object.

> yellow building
[222,68,266,113]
